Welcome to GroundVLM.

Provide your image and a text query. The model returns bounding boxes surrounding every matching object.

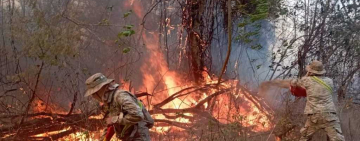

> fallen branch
[1,83,273,140]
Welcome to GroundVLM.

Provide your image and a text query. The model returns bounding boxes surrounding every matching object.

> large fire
[26,1,273,141]
[29,29,273,141]
[140,32,272,134]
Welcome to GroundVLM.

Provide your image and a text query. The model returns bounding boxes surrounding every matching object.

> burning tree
[6,0,360,141]
[0,0,280,140]
[0,76,274,140]
[0,18,274,140]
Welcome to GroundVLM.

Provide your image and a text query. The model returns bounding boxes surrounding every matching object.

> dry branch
[0,85,272,140]
[154,119,191,130]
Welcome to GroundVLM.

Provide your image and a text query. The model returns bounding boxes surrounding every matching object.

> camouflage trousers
[116,122,151,141]
[300,112,345,141]
[120,126,151,141]
[100,123,151,141]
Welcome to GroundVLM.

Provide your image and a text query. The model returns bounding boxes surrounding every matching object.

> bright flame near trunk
[139,31,272,133]
[50,1,273,140]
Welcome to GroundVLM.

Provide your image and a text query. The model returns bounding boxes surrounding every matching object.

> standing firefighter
[290,60,345,141]
[85,73,154,141]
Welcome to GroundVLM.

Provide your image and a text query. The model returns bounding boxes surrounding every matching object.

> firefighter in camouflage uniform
[291,60,345,141]
[84,73,153,141]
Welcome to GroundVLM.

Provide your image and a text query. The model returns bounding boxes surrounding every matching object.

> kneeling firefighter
[84,73,154,141]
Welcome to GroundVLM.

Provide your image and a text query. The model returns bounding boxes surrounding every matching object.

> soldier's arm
[259,79,291,92]
[272,79,292,88]
[290,77,311,88]
[115,92,144,125]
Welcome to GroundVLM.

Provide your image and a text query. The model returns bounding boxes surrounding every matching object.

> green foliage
[238,22,248,27]
[123,10,132,18]
[256,65,262,69]
[118,30,135,37]
[118,24,135,38]
[123,24,134,29]
[16,9,80,67]
[235,0,270,50]
[237,30,260,43]
[250,13,268,22]
[250,0,269,19]
[122,47,131,54]
[98,18,109,25]
[251,44,263,50]
[115,11,136,55]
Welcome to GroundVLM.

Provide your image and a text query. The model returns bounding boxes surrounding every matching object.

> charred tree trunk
[184,0,206,84]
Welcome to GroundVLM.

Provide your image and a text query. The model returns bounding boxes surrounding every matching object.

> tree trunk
[186,0,205,84]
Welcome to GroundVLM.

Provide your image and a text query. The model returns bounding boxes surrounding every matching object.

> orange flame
[56,1,273,140]
[139,31,272,133]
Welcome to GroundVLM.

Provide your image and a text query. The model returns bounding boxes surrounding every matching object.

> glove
[104,125,115,141]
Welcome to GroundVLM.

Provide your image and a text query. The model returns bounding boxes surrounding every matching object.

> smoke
[211,20,276,89]
[258,79,293,108]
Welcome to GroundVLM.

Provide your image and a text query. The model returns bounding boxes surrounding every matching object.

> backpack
[103,89,154,140]
[117,90,154,129]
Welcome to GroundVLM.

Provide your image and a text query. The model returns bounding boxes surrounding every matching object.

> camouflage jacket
[102,88,144,125]
[291,76,337,114]
[100,85,146,140]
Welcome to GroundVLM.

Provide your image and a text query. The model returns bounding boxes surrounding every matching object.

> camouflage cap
[84,73,114,97]
[306,60,326,74]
